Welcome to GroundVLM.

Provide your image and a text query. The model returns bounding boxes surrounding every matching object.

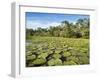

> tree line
[26,18,89,39]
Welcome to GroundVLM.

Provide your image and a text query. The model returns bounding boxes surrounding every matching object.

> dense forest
[26,18,89,39]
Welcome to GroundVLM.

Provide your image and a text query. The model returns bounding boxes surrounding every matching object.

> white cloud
[26,20,61,30]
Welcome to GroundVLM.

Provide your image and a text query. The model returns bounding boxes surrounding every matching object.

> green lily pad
[47,59,55,66]
[26,51,32,56]
[62,52,71,57]
[32,58,46,65]
[54,58,62,65]
[26,55,36,60]
[38,52,48,59]
[63,60,77,65]
[53,54,61,59]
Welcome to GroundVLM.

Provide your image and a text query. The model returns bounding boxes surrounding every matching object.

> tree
[26,18,89,39]
[61,20,73,38]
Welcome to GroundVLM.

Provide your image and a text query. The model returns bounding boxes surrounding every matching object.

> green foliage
[47,59,55,66]
[79,56,89,64]
[63,60,77,65]
[26,36,89,67]
[26,55,36,60]
[62,52,71,57]
[79,48,88,53]
[53,54,61,59]
[26,51,32,56]
[25,17,90,67]
[26,28,34,39]
[26,18,89,39]
[32,58,46,65]
[54,58,62,65]
[38,52,48,59]
[67,56,79,64]
[55,50,62,54]
[47,58,62,66]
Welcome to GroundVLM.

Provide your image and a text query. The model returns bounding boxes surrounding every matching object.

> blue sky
[26,12,89,30]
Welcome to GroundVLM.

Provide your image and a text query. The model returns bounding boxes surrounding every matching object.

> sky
[26,12,89,30]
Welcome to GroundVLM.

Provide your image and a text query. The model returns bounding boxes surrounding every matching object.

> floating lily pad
[32,58,46,65]
[63,60,77,65]
[38,52,48,59]
[26,51,32,56]
[47,59,55,66]
[62,52,71,57]
[53,54,61,59]
[26,55,36,60]
[54,58,62,65]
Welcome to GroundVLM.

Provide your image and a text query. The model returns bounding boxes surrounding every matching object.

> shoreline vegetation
[26,18,89,67]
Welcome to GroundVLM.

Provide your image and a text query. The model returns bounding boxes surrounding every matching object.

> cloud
[26,20,61,30]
